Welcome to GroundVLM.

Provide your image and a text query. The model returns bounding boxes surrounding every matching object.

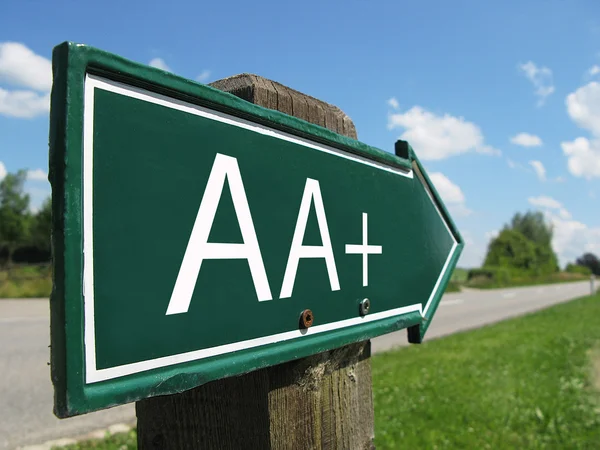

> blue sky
[1,0,599,268]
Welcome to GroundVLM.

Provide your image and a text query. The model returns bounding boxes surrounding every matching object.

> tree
[30,197,51,252]
[484,229,537,271]
[505,211,553,247]
[0,170,31,267]
[533,242,559,274]
[575,253,600,276]
[492,210,559,275]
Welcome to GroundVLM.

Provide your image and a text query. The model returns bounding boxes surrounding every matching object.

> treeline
[0,170,51,266]
[468,211,598,286]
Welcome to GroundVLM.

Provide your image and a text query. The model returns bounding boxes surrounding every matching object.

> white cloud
[528,195,571,220]
[527,197,599,265]
[387,97,399,109]
[562,80,600,179]
[528,195,562,209]
[0,88,50,118]
[588,65,600,77]
[0,42,51,119]
[547,213,600,266]
[457,231,486,268]
[25,185,50,213]
[387,106,500,160]
[510,132,543,147]
[429,172,472,217]
[518,61,555,106]
[149,58,172,72]
[566,81,600,134]
[196,70,211,83]
[560,137,600,179]
[558,208,572,220]
[430,172,464,203]
[27,168,47,181]
[509,158,563,182]
[485,230,499,240]
[529,160,546,181]
[0,42,51,91]
[0,161,6,180]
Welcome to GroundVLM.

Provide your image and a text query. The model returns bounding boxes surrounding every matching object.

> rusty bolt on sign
[300,309,314,329]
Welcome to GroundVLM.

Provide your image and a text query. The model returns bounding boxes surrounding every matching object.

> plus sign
[345,213,382,287]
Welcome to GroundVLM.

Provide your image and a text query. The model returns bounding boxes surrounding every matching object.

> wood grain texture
[136,74,373,450]
[209,74,357,139]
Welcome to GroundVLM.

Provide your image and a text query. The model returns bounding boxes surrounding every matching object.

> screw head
[300,309,314,328]
[359,298,371,316]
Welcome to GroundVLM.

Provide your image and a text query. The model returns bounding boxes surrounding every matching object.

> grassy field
[0,264,52,298]
[54,292,600,449]
[52,430,137,450]
[373,292,600,449]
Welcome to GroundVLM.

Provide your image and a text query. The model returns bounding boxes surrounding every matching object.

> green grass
[52,430,137,450]
[441,267,471,292]
[0,264,52,298]
[444,280,461,293]
[51,293,600,450]
[450,267,469,283]
[373,292,600,449]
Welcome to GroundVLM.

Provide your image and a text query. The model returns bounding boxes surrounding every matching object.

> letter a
[279,178,340,299]
[166,153,271,315]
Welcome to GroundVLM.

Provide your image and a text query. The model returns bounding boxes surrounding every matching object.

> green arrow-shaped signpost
[49,42,463,446]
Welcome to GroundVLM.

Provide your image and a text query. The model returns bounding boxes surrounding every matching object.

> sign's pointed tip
[394,140,412,162]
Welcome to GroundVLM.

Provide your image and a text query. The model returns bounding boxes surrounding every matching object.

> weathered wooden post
[135,74,375,450]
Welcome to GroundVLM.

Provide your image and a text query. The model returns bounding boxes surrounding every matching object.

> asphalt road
[0,279,596,449]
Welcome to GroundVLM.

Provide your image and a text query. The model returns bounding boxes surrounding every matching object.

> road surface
[0,280,596,449]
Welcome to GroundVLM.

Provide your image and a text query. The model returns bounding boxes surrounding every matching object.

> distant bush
[445,281,461,292]
[466,268,588,289]
[565,263,592,276]
[575,253,600,276]
[0,277,52,298]
[467,266,512,286]
[0,264,52,298]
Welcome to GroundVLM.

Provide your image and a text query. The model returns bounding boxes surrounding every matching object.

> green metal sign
[49,42,463,418]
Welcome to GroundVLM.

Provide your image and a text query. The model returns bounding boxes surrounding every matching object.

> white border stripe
[87,304,422,382]
[414,165,459,316]
[83,74,456,384]
[83,79,97,382]
[87,75,413,179]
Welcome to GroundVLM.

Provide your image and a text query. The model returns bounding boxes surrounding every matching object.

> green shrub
[467,266,512,285]
[533,243,560,275]
[484,230,537,271]
[483,228,559,276]
[565,263,592,276]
